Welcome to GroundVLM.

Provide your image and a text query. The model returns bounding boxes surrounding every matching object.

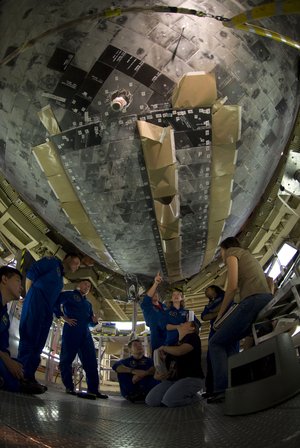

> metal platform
[1,385,300,448]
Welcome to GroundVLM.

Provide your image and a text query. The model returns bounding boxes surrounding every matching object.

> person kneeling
[112,339,159,402]
[0,266,45,394]
[146,321,204,407]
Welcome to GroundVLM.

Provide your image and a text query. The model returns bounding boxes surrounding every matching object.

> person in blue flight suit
[140,272,167,353]
[18,253,81,390]
[0,266,45,394]
[55,279,108,399]
[112,338,159,402]
[165,289,201,346]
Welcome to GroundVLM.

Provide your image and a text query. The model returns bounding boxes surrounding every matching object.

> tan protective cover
[35,107,120,272]
[38,105,61,135]
[74,221,99,239]
[32,141,64,177]
[212,105,242,145]
[203,144,237,266]
[137,121,176,170]
[149,165,178,198]
[172,72,217,108]
[62,202,89,224]
[162,237,182,254]
[158,218,181,240]
[48,174,78,202]
[137,120,182,278]
[154,195,180,225]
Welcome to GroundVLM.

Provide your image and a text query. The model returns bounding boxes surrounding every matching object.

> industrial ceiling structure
[0,0,300,334]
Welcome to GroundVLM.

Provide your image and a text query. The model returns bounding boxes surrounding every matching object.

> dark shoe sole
[65,390,77,396]
[20,379,47,395]
[207,393,225,404]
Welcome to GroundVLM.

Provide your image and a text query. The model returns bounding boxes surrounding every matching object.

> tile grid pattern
[0,0,299,278]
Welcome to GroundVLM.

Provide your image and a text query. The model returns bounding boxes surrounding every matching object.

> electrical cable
[1,1,299,67]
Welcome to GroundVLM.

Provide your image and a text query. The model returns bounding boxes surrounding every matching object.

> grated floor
[1,386,300,448]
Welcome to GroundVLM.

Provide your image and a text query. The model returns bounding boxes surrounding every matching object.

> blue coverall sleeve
[194,314,201,328]
[26,258,57,282]
[201,296,224,320]
[53,293,64,318]
[112,358,130,371]
[0,308,10,354]
[0,329,10,355]
[140,295,152,312]
[88,301,97,327]
[200,306,209,321]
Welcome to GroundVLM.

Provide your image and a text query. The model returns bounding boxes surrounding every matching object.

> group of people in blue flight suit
[0,255,82,394]
[2,237,270,406]
[0,254,108,398]
[113,271,205,405]
[140,272,201,351]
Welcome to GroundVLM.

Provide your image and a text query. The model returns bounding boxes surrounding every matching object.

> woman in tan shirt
[208,237,273,403]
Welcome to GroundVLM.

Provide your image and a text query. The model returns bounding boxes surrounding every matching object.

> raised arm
[146,272,162,298]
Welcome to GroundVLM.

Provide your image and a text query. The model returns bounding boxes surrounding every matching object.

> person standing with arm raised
[140,272,167,353]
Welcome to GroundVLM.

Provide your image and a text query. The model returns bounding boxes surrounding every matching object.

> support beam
[99,284,129,321]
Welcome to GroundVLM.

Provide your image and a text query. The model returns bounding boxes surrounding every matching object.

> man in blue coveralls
[0,266,45,394]
[112,338,158,402]
[55,279,108,399]
[140,272,167,353]
[18,253,81,390]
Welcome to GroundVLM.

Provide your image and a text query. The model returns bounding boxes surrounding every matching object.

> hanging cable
[1,2,299,67]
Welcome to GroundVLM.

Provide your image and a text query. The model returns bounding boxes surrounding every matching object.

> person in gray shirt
[208,237,273,403]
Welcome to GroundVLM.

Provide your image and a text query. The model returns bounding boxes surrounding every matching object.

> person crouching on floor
[146,321,204,407]
[112,339,159,402]
[0,266,45,394]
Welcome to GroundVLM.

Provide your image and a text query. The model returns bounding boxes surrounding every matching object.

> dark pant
[205,330,239,394]
[18,290,53,379]
[59,325,99,393]
[0,358,20,392]
[117,373,159,398]
[209,293,273,393]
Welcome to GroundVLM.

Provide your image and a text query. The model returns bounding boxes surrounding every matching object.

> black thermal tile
[98,45,126,67]
[59,65,87,91]
[133,62,160,87]
[70,95,91,114]
[116,54,142,77]
[77,78,102,101]
[47,48,74,72]
[150,74,176,97]
[88,60,113,84]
